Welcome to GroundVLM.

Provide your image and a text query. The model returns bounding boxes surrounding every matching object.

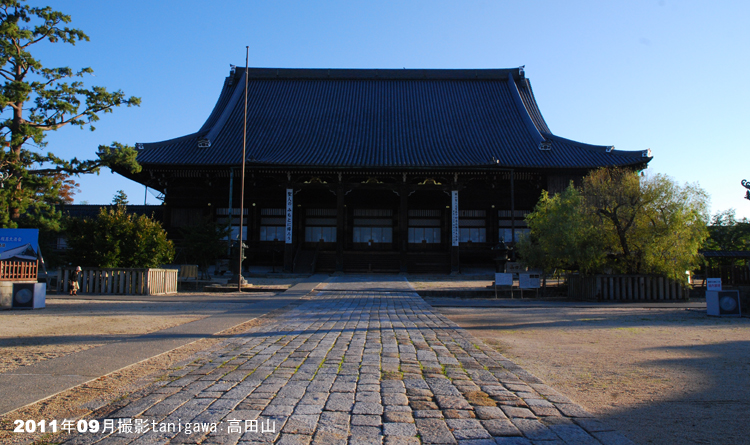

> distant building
[117,67,651,273]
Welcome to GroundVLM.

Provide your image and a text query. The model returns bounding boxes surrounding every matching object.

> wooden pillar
[489,205,498,246]
[336,185,345,272]
[283,188,294,272]
[450,189,459,274]
[399,187,408,273]
[510,169,516,250]
[227,168,234,256]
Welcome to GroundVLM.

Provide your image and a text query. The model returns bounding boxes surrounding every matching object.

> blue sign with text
[0,229,39,261]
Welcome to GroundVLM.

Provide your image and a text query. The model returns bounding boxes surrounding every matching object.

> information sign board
[495,273,513,287]
[519,273,541,289]
[0,229,39,261]
[706,278,722,292]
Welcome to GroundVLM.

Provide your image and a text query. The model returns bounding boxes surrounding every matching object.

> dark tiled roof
[135,68,651,170]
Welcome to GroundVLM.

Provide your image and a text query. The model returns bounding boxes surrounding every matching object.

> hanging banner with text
[451,190,459,247]
[285,189,293,244]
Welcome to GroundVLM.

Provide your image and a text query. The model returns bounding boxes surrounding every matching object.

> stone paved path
[57,276,634,445]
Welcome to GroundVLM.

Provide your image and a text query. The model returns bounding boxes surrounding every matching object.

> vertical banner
[285,189,294,244]
[451,190,459,247]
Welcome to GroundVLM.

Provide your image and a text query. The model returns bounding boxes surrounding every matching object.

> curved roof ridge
[506,74,544,145]
[141,131,201,149]
[517,78,551,134]
[543,133,649,158]
[205,70,247,145]
[198,74,240,133]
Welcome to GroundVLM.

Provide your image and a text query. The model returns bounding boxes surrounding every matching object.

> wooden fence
[704,266,750,286]
[57,268,178,295]
[569,274,688,301]
[0,260,38,281]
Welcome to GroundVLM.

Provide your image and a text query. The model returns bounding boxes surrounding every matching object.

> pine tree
[112,190,128,206]
[0,0,141,228]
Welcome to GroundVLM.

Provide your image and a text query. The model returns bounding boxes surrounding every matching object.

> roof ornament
[135,143,144,150]
[606,146,615,152]
[741,180,750,201]
[230,65,236,75]
[538,140,552,151]
[518,66,525,77]
[641,148,652,157]
[197,138,211,149]
[418,178,442,186]
[303,176,327,184]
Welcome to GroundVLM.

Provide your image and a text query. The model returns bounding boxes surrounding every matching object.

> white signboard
[495,273,513,287]
[706,278,722,291]
[451,190,459,247]
[285,188,293,244]
[519,273,541,289]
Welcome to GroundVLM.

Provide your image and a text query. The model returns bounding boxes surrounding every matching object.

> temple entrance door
[405,189,451,273]
[343,189,400,272]
[347,189,398,252]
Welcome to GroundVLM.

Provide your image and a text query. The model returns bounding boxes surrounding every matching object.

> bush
[66,206,174,268]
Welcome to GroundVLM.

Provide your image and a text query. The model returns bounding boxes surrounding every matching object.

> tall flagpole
[237,46,249,290]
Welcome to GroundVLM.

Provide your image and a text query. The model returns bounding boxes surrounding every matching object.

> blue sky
[30,1,750,218]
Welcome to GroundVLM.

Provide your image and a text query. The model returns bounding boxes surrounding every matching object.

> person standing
[69,266,81,296]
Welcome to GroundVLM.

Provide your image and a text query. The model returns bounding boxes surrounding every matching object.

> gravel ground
[436,303,750,445]
[1,276,305,375]
[409,275,494,290]
[0,298,250,373]
[0,304,299,445]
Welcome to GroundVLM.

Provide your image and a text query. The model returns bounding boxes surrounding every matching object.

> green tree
[518,186,605,274]
[112,190,128,206]
[65,206,174,268]
[702,209,750,265]
[179,217,230,278]
[0,1,141,228]
[519,168,709,283]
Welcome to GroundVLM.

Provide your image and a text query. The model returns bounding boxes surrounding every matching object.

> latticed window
[353,209,392,244]
[353,227,392,243]
[408,210,442,244]
[498,210,530,242]
[305,209,337,242]
[260,209,285,241]
[459,210,486,243]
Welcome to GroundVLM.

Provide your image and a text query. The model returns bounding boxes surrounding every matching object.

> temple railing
[0,260,38,281]
[57,267,178,295]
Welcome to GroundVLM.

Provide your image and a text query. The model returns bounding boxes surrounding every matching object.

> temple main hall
[120,67,651,273]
